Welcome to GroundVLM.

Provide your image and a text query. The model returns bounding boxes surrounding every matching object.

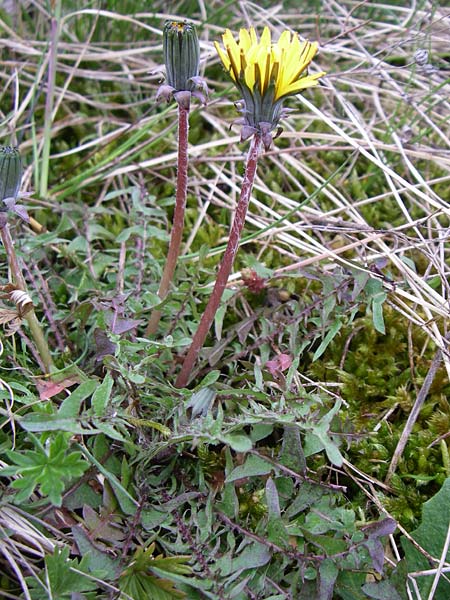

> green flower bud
[0,146,22,211]
[163,20,200,92]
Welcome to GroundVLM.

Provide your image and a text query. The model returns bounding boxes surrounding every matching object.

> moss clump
[308,306,450,523]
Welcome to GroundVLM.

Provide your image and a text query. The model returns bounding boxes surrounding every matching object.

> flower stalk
[175,26,325,386]
[145,100,190,335]
[175,134,262,388]
[145,21,206,336]
[0,146,54,374]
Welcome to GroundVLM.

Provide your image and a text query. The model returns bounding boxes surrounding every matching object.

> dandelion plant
[145,21,207,336]
[175,26,325,387]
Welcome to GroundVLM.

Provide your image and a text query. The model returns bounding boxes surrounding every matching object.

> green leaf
[320,436,343,467]
[58,379,98,417]
[362,580,403,600]
[0,432,88,506]
[220,433,252,453]
[307,400,343,466]
[265,477,281,518]
[119,544,191,600]
[306,431,343,467]
[214,303,227,341]
[19,414,100,434]
[334,570,367,600]
[78,444,138,514]
[309,535,348,555]
[217,542,271,576]
[186,386,216,418]
[313,319,343,361]
[120,572,186,600]
[92,373,114,416]
[286,481,325,519]
[195,370,220,389]
[141,507,170,530]
[116,225,144,242]
[401,477,450,600]
[279,425,306,473]
[250,423,274,443]
[25,546,102,599]
[365,277,384,296]
[371,293,387,334]
[318,558,338,600]
[93,420,128,442]
[265,479,290,546]
[303,431,326,457]
[71,526,121,579]
[226,454,273,483]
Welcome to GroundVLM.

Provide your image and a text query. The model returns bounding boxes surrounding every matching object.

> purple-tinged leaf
[319,559,338,600]
[362,517,397,540]
[364,538,385,574]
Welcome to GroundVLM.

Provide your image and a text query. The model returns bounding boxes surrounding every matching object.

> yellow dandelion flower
[214,26,326,147]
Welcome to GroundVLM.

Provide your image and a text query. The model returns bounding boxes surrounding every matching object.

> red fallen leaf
[266,353,293,376]
[36,376,80,401]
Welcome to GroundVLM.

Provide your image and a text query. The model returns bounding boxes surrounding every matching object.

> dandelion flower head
[214,26,325,147]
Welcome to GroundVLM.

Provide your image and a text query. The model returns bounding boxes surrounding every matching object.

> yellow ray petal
[214,41,231,71]
[223,29,240,67]
[277,29,292,51]
[279,71,326,97]
[239,28,252,52]
[249,27,257,45]
[214,26,325,129]
[260,26,271,48]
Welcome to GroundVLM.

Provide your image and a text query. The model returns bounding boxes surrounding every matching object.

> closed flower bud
[164,20,199,92]
[158,21,208,107]
[0,146,22,211]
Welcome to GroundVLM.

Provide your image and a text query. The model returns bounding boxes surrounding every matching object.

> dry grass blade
[0,504,59,599]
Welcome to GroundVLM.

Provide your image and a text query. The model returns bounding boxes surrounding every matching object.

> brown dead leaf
[0,308,23,335]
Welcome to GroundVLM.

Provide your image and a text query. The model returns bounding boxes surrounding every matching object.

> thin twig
[427,523,450,600]
[385,341,446,484]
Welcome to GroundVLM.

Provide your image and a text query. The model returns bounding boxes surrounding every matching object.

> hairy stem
[175,135,262,388]
[0,218,54,374]
[146,101,190,336]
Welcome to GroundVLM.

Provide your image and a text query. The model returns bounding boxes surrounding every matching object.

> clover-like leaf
[25,546,104,599]
[0,432,88,506]
[119,544,191,600]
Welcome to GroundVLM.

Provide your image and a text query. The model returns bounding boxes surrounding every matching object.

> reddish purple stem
[175,134,263,388]
[146,101,190,336]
